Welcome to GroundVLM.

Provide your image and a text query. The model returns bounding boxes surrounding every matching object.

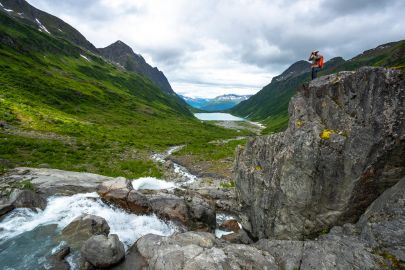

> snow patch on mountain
[80,54,91,62]
[35,18,51,35]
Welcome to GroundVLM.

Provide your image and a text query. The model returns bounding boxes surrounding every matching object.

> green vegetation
[15,180,35,191]
[220,180,235,188]
[0,11,242,178]
[0,164,7,175]
[174,139,247,161]
[374,249,403,270]
[231,40,405,133]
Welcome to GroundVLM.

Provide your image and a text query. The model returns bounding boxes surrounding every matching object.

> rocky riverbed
[0,146,242,269]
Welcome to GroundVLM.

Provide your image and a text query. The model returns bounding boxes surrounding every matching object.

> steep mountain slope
[0,0,97,53]
[99,41,176,95]
[0,10,240,178]
[231,40,405,133]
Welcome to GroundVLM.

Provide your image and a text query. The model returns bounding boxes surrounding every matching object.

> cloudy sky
[27,0,405,98]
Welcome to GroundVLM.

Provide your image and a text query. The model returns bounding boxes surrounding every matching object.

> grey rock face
[61,214,110,248]
[0,167,118,196]
[235,67,405,239]
[357,177,405,262]
[81,234,125,269]
[136,232,277,270]
[48,244,70,270]
[8,189,47,209]
[255,237,384,270]
[0,204,14,218]
[221,229,254,244]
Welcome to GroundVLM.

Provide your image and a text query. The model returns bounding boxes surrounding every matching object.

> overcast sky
[27,0,405,98]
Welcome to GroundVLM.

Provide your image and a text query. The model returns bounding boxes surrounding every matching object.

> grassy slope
[0,11,246,178]
[231,40,405,134]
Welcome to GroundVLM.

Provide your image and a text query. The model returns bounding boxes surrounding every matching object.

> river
[0,146,232,269]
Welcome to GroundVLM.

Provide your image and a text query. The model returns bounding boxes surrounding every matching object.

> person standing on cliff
[309,50,324,80]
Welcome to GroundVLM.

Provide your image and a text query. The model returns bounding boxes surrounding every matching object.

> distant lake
[194,113,246,121]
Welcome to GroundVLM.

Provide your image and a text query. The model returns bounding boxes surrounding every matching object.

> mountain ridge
[98,40,176,95]
[231,40,405,133]
[0,0,98,53]
[181,94,252,111]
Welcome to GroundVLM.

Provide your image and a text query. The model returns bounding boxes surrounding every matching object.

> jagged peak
[103,40,134,54]
[273,60,310,82]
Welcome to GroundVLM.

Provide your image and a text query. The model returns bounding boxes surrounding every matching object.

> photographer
[309,50,324,80]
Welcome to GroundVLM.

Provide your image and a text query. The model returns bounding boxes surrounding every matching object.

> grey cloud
[28,0,141,21]
[26,0,405,97]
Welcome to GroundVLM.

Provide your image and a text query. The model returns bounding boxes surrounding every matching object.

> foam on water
[132,177,176,190]
[0,192,177,247]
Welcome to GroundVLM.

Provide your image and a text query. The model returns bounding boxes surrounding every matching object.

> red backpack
[318,55,324,68]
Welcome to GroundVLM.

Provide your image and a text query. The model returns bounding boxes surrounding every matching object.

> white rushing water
[151,145,198,185]
[132,177,176,190]
[0,192,177,248]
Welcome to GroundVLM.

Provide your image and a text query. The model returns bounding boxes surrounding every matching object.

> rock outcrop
[356,177,405,263]
[61,214,110,248]
[7,189,47,210]
[97,179,216,231]
[135,232,277,270]
[0,188,46,218]
[0,167,118,197]
[235,67,405,239]
[131,178,404,269]
[81,234,125,269]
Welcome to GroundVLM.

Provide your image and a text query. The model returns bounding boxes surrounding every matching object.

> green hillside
[231,40,405,133]
[0,11,244,178]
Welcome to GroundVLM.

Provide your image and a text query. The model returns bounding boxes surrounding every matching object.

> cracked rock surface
[235,67,405,240]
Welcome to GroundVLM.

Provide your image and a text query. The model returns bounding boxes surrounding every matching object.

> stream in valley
[0,146,235,269]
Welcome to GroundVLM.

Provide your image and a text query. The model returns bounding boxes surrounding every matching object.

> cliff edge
[235,67,405,240]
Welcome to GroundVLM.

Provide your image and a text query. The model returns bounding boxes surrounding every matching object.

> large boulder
[0,167,118,196]
[126,190,151,214]
[97,180,216,231]
[136,232,277,270]
[0,204,14,218]
[98,179,132,210]
[109,243,147,270]
[61,214,110,248]
[81,234,125,269]
[357,177,405,263]
[255,237,384,270]
[48,244,70,270]
[235,67,405,239]
[8,189,47,210]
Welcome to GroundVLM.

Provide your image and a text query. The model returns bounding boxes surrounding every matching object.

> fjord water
[194,113,246,121]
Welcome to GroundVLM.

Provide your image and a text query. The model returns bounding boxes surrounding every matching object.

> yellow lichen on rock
[320,129,335,140]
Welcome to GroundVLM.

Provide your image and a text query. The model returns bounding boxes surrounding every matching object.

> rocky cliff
[235,67,405,240]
